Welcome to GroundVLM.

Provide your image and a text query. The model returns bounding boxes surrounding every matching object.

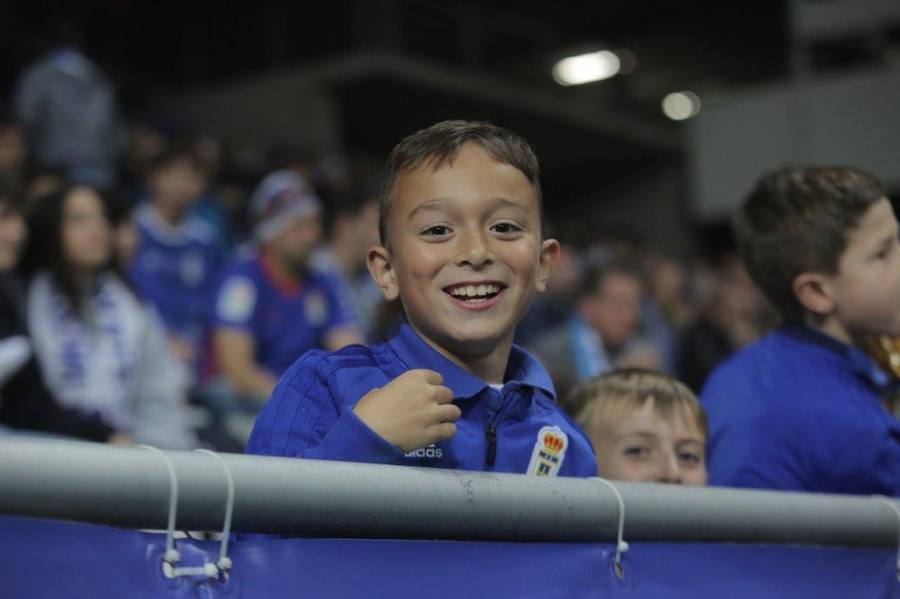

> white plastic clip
[596,478,629,579]
[196,449,236,576]
[141,445,221,580]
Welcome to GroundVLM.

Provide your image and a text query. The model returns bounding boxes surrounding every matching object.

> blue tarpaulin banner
[0,516,897,598]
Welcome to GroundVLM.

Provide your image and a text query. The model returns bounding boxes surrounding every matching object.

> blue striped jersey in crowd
[212,250,357,379]
[130,204,225,369]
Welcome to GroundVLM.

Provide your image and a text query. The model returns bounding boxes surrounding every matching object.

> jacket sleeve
[245,351,403,465]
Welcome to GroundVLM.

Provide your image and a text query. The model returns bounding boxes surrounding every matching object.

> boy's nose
[656,451,683,484]
[456,229,492,269]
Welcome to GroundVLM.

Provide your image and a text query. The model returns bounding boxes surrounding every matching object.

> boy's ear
[367,245,400,301]
[792,272,836,316]
[535,238,561,293]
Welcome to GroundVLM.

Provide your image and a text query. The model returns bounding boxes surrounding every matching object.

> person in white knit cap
[212,170,362,404]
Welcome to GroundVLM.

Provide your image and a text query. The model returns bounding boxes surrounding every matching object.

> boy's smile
[368,143,558,380]
[443,280,505,310]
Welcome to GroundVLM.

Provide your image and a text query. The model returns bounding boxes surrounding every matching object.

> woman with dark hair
[23,184,196,448]
[0,183,124,441]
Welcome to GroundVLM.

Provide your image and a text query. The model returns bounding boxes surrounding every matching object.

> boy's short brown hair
[734,166,885,321]
[570,368,707,438]
[378,120,542,246]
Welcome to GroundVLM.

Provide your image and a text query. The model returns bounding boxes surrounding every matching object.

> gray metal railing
[0,437,897,546]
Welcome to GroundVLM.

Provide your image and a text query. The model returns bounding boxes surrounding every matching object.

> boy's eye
[491,222,522,235]
[874,235,899,260]
[678,452,703,465]
[623,446,650,459]
[421,225,451,236]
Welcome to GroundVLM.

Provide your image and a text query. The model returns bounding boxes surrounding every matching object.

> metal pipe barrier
[0,437,897,546]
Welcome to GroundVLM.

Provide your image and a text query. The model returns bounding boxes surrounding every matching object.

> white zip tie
[196,449,235,575]
[140,445,220,580]
[139,445,181,566]
[596,477,629,579]
[873,495,900,582]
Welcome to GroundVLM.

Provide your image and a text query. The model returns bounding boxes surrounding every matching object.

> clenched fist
[353,369,461,453]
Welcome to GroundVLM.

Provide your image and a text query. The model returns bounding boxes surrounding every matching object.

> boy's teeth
[449,284,500,298]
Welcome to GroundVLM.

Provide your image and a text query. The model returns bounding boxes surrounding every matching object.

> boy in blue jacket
[702,167,900,495]
[246,120,596,476]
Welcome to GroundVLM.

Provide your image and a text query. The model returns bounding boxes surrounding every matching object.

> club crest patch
[217,277,257,323]
[526,426,568,477]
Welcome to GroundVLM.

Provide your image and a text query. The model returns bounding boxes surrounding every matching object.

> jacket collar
[387,323,556,400]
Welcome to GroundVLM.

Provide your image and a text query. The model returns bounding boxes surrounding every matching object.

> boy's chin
[439,327,512,356]
[848,325,900,348]
[854,314,900,338]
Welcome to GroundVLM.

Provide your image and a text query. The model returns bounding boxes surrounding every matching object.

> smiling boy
[246,121,596,476]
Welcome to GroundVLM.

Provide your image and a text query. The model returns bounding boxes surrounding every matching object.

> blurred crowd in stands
[0,41,776,452]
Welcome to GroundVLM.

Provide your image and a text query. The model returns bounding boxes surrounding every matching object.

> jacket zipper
[485,424,497,468]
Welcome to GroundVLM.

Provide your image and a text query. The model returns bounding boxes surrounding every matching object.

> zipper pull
[486,424,497,468]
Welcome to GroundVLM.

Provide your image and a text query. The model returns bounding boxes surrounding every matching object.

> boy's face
[368,143,557,359]
[589,399,707,485]
[826,198,900,340]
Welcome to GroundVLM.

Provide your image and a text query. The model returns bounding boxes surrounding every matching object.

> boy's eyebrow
[407,196,531,221]
[407,198,451,221]
[871,229,898,253]
[489,197,530,212]
[675,438,706,447]
[616,431,660,441]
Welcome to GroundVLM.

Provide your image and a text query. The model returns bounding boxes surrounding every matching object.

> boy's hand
[353,369,460,453]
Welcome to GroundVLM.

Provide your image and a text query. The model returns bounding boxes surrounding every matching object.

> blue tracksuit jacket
[246,324,596,477]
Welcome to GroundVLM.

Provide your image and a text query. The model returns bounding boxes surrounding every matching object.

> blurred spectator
[14,42,119,189]
[268,142,318,181]
[189,134,236,252]
[25,167,66,212]
[0,182,126,442]
[641,253,696,373]
[23,184,196,448]
[570,368,708,485]
[0,115,27,192]
[647,255,694,330]
[130,147,225,376]
[212,170,362,403]
[117,119,167,205]
[677,255,769,392]
[311,182,382,336]
[529,261,661,401]
[515,242,582,344]
[107,197,139,272]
